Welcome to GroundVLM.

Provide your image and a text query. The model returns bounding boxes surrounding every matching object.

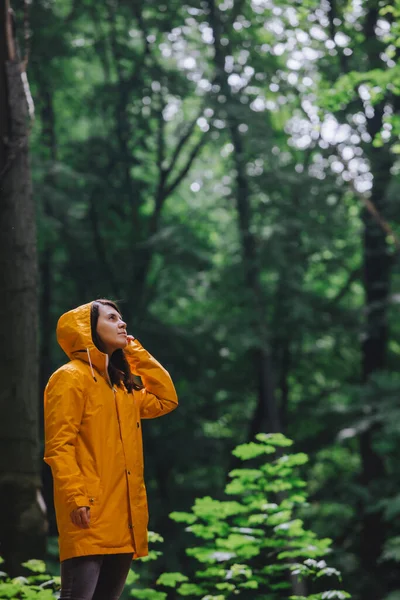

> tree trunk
[207,0,281,437]
[38,89,57,409]
[0,0,47,574]
[206,4,308,596]
[358,139,393,598]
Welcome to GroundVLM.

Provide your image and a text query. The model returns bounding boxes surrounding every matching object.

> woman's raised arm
[124,337,178,419]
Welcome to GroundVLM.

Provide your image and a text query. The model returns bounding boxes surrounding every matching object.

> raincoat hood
[56,302,108,377]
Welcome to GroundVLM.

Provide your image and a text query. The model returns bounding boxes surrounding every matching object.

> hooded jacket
[44,302,178,562]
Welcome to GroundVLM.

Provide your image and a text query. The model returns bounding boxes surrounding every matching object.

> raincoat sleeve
[44,367,90,511]
[124,338,178,419]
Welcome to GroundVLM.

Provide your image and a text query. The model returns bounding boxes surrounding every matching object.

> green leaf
[130,589,167,599]
[226,563,252,579]
[239,579,259,589]
[192,497,247,519]
[215,582,236,591]
[290,594,351,600]
[169,511,197,525]
[187,523,223,540]
[137,550,162,562]
[21,560,47,574]
[275,453,309,468]
[177,582,205,596]
[228,468,263,481]
[11,575,29,585]
[0,583,22,598]
[317,567,342,579]
[156,572,189,587]
[255,433,293,447]
[126,569,140,586]
[195,566,227,579]
[147,531,164,544]
[232,441,276,460]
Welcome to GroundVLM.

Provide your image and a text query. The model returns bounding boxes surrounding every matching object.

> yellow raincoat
[44,302,178,561]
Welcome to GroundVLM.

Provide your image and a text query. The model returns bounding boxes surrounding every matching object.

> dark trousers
[60,553,133,600]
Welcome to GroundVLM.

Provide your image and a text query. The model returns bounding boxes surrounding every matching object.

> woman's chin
[111,338,128,351]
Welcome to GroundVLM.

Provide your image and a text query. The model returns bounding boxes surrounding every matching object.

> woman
[44,299,178,600]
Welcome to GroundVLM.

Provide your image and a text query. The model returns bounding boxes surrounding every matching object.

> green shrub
[154,433,351,599]
[0,558,60,599]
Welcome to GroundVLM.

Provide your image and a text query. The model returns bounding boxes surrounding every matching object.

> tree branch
[156,97,166,172]
[88,192,122,299]
[328,267,362,307]
[164,131,209,198]
[164,107,205,178]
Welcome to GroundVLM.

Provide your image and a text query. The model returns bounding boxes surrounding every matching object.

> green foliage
[290,594,351,600]
[147,532,164,545]
[176,583,205,596]
[319,68,400,113]
[160,434,350,599]
[129,590,166,600]
[381,537,400,563]
[126,569,140,586]
[21,561,47,575]
[156,572,188,587]
[0,564,60,599]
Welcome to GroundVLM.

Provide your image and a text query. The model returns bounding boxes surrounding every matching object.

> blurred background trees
[2,0,400,597]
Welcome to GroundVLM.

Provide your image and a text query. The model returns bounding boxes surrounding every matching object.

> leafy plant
[154,433,351,599]
[0,557,60,599]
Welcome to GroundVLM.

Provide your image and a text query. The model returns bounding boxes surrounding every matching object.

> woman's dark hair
[90,299,142,392]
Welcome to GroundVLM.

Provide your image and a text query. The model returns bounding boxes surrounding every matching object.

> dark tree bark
[207,0,281,437]
[0,0,47,574]
[355,6,398,595]
[38,89,56,404]
[36,87,59,537]
[358,132,394,598]
[325,4,397,594]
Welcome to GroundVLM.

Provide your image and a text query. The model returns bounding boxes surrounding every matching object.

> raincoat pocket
[86,478,102,526]
[88,493,101,525]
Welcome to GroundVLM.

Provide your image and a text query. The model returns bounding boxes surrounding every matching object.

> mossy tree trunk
[0,0,47,574]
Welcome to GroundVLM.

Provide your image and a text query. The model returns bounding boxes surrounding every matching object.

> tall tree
[319,3,399,595]
[207,0,282,437]
[0,0,46,573]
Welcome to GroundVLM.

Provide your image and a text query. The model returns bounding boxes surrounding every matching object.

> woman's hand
[70,506,90,528]
[126,335,135,344]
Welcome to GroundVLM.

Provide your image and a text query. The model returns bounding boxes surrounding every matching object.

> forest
[1,0,400,598]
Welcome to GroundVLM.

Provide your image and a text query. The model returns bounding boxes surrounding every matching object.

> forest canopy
[1,0,400,599]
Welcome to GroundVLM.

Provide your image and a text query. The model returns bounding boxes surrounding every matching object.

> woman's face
[96,304,127,355]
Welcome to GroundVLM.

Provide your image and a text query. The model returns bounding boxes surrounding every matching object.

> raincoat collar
[57,302,108,380]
